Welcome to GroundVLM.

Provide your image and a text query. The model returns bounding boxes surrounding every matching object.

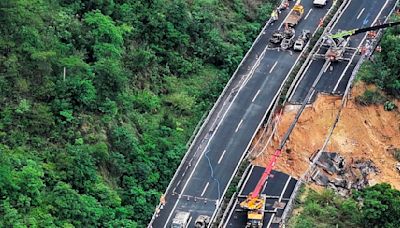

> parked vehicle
[293,30,311,51]
[284,4,304,27]
[281,27,295,50]
[171,211,190,228]
[269,31,284,44]
[313,0,327,7]
[194,215,210,228]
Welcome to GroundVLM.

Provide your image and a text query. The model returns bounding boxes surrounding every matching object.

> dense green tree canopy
[0,0,277,226]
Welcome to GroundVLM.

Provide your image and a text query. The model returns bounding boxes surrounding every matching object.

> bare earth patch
[251,83,400,189]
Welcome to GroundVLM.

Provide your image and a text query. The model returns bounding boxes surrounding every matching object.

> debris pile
[311,151,379,196]
[252,83,400,189]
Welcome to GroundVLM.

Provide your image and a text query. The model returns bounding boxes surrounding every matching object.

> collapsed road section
[149,0,333,227]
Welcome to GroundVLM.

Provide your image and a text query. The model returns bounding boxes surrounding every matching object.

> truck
[293,30,311,51]
[171,211,190,228]
[284,5,304,27]
[313,0,327,7]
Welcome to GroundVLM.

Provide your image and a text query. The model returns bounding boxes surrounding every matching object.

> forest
[0,0,277,227]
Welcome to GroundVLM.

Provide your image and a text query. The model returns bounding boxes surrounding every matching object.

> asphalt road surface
[223,166,297,228]
[289,0,397,104]
[149,1,331,227]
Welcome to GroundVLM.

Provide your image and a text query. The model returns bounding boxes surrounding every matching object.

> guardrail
[215,1,347,226]
[280,0,399,225]
[148,0,285,226]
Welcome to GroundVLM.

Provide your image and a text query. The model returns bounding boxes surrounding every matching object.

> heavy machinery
[239,149,283,228]
[324,21,400,61]
[240,20,400,228]
[284,4,304,27]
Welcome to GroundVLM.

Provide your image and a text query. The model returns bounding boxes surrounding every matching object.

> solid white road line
[266,176,292,228]
[333,0,389,93]
[235,119,244,133]
[218,150,227,164]
[357,8,365,20]
[279,7,295,30]
[239,165,255,195]
[280,176,292,201]
[164,24,273,228]
[223,199,238,228]
[308,87,316,103]
[252,90,261,102]
[201,182,209,197]
[269,61,278,74]
[305,9,313,20]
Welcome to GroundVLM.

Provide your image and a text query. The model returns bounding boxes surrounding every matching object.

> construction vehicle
[240,149,282,227]
[313,0,327,7]
[281,27,296,50]
[293,29,311,51]
[171,211,190,228]
[240,20,400,227]
[324,21,400,61]
[194,215,210,228]
[284,4,304,27]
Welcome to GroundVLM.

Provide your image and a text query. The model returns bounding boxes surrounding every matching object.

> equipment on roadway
[313,0,327,7]
[171,211,190,228]
[293,29,311,51]
[284,4,304,27]
[281,27,296,49]
[239,149,282,227]
[194,215,210,228]
[269,31,284,44]
[324,21,400,61]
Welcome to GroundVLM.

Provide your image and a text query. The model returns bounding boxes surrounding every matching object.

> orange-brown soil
[251,83,400,189]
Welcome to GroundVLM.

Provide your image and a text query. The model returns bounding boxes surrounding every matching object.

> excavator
[239,20,400,228]
[324,21,400,61]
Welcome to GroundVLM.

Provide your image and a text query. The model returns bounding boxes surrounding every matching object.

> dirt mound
[252,83,400,189]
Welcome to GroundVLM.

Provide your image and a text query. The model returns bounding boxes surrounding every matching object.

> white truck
[171,211,190,228]
[313,0,327,7]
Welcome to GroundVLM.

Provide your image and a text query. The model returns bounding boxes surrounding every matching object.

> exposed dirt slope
[252,83,400,189]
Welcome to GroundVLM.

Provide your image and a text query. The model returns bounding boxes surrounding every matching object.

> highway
[289,0,397,104]
[219,1,398,227]
[223,166,297,228]
[149,0,332,227]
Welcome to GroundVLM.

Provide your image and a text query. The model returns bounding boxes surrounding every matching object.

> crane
[325,21,400,61]
[240,20,400,227]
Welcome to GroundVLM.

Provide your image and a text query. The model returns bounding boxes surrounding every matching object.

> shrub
[384,101,397,111]
[356,90,385,105]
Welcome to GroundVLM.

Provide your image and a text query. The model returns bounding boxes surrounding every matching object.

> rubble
[252,83,400,190]
[311,151,379,195]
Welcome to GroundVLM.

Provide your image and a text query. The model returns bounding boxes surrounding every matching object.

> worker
[319,18,324,27]
[367,31,377,38]
[271,9,279,22]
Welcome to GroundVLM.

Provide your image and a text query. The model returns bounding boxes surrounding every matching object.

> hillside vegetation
[288,13,400,228]
[289,184,400,228]
[357,13,400,104]
[0,0,277,227]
